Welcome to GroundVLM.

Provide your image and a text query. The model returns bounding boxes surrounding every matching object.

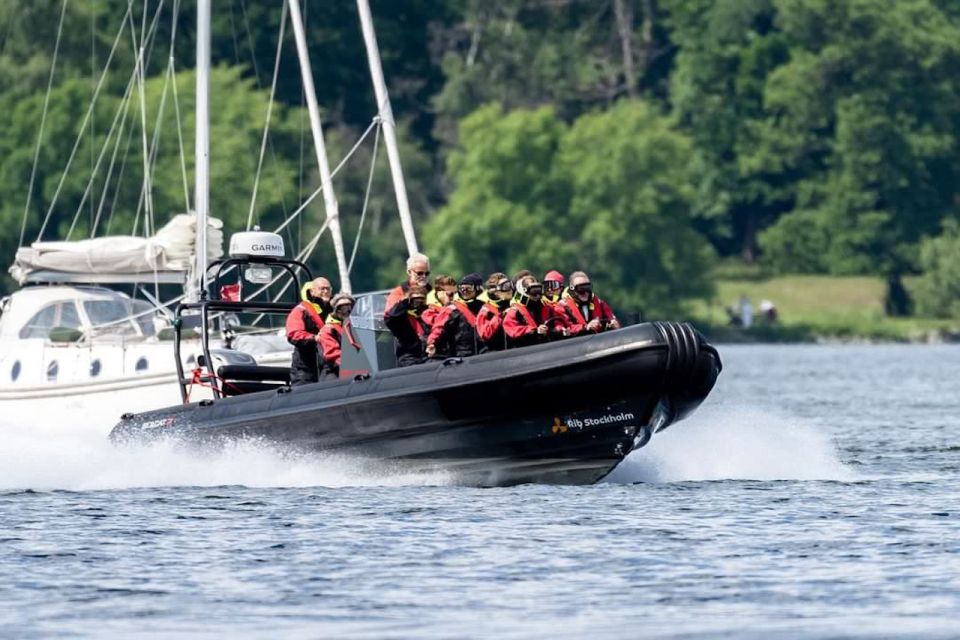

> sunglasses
[411,270,431,277]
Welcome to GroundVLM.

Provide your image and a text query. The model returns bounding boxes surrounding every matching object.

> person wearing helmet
[385,284,430,367]
[503,275,570,348]
[543,270,565,307]
[426,273,486,358]
[285,276,334,386]
[317,293,361,380]
[559,271,620,335]
[476,272,513,351]
[384,253,433,318]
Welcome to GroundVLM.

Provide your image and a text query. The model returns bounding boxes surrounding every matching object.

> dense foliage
[1,0,959,316]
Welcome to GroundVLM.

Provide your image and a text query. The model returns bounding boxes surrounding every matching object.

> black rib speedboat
[110,240,721,486]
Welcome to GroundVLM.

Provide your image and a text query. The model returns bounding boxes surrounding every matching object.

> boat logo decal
[140,416,176,430]
[551,417,569,434]
[565,411,636,430]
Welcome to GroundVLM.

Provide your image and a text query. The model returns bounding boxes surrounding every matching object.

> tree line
[1,0,958,317]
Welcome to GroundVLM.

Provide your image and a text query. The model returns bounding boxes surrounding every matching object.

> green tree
[756,0,960,289]
[426,100,713,316]
[913,219,960,318]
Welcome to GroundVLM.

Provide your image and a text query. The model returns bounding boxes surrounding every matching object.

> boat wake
[0,419,451,492]
[605,406,855,484]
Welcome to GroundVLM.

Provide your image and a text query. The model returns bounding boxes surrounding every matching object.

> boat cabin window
[19,304,58,339]
[83,299,140,337]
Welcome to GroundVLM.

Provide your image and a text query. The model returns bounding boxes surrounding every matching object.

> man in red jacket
[476,272,513,351]
[503,275,570,348]
[285,276,334,386]
[318,293,361,380]
[559,271,620,335]
[384,252,432,318]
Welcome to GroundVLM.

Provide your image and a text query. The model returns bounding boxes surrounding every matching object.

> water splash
[0,419,450,492]
[605,406,855,483]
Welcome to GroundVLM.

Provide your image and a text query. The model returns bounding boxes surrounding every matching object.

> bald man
[286,276,334,386]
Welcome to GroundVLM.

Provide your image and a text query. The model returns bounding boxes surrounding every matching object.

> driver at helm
[502,275,570,348]
[285,276,334,386]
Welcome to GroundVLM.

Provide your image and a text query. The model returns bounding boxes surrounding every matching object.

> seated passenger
[318,293,360,380]
[385,284,430,367]
[543,270,565,308]
[425,274,456,327]
[384,253,432,318]
[426,273,486,358]
[477,272,513,351]
[559,271,620,335]
[285,276,334,386]
[503,276,570,348]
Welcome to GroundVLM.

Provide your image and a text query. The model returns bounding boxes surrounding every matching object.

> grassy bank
[688,269,960,343]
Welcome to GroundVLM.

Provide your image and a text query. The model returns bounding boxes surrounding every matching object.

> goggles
[526,285,543,296]
[573,283,593,295]
[335,303,354,313]
[409,296,427,305]
[458,284,480,296]
[544,280,562,291]
[494,280,514,292]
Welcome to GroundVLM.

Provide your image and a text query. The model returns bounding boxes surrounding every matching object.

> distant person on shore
[759,299,778,324]
[559,271,619,335]
[285,276,334,386]
[740,294,753,329]
[384,253,432,318]
[477,272,513,351]
[318,293,360,380]
[385,284,430,367]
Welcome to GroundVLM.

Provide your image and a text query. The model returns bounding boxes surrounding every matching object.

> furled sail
[9,213,223,285]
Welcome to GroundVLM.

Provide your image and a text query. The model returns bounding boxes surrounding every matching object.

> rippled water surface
[2,345,959,638]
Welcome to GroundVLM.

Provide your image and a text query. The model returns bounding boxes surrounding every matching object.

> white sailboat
[0,0,418,431]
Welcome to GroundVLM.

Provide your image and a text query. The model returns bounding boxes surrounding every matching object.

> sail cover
[9,214,224,285]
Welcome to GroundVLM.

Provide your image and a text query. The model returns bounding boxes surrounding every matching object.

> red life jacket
[453,299,478,326]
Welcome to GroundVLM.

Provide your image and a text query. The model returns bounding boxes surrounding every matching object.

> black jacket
[385,299,429,367]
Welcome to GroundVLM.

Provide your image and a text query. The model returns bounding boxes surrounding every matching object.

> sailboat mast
[193,0,210,300]
[287,0,352,294]
[355,0,419,256]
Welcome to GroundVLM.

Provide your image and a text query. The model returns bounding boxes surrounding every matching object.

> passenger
[384,252,432,318]
[285,276,334,386]
[318,293,360,380]
[543,270,565,307]
[385,284,430,367]
[559,271,620,335]
[476,272,513,351]
[503,275,570,348]
[426,273,486,358]
[512,269,534,289]
[425,274,456,327]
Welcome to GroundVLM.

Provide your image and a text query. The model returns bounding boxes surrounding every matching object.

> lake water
[2,345,959,638]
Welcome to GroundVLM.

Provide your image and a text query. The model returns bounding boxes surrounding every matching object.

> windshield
[83,299,139,337]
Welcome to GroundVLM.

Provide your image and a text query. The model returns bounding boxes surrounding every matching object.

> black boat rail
[172,255,313,403]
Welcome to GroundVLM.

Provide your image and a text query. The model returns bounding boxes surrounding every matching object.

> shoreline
[692,322,960,345]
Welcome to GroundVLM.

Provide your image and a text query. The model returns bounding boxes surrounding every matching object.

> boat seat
[217,364,290,396]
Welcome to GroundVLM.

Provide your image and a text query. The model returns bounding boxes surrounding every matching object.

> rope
[247,0,288,230]
[273,117,381,235]
[130,1,156,237]
[20,0,69,248]
[91,78,137,237]
[36,2,135,241]
[349,120,382,273]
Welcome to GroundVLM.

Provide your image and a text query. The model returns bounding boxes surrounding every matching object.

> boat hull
[111,322,721,486]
